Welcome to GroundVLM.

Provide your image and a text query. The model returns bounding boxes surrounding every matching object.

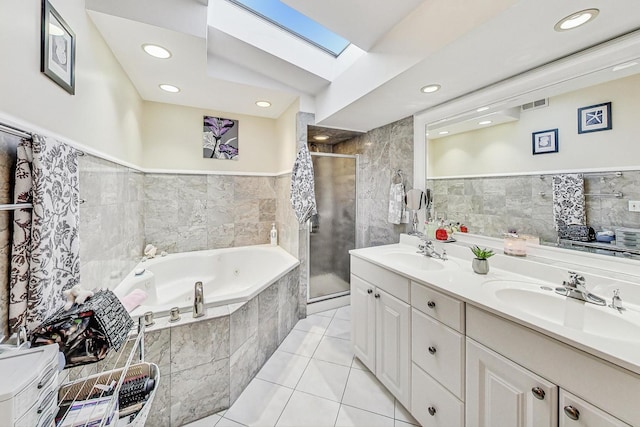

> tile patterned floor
[183,306,420,427]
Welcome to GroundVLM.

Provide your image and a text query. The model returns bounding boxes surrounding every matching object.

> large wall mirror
[416,30,640,259]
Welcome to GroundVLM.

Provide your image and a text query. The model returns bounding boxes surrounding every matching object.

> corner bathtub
[114,245,299,318]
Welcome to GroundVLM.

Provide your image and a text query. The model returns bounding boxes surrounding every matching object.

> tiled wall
[428,170,640,243]
[143,266,300,426]
[78,155,145,290]
[143,174,278,253]
[333,116,415,248]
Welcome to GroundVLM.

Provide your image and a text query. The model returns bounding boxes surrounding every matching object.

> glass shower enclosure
[308,153,358,303]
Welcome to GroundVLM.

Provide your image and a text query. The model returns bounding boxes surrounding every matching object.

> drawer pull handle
[428,346,437,355]
[367,289,373,294]
[531,387,545,400]
[38,367,55,389]
[374,293,380,298]
[563,405,580,421]
[428,406,436,416]
[37,390,56,414]
[427,300,436,309]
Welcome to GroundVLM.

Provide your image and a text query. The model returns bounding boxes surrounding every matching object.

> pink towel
[120,289,148,313]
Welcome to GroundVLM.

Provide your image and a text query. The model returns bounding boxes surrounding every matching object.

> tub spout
[193,281,204,318]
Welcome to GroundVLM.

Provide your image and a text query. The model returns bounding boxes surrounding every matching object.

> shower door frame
[307,152,359,304]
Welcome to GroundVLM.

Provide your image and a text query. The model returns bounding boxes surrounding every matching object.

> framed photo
[578,102,611,134]
[532,128,558,155]
[41,0,75,94]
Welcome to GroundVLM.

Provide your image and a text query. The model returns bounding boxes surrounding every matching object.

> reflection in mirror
[425,50,640,260]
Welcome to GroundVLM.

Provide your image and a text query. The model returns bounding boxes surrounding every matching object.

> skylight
[228,0,350,56]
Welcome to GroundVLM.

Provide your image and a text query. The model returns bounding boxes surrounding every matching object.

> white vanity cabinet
[351,257,411,409]
[559,390,631,427]
[466,338,558,427]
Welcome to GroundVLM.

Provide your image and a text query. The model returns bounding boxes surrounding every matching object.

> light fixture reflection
[478,120,492,125]
[314,135,330,141]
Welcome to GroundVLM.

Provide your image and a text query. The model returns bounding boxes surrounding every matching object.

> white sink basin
[482,280,640,343]
[384,251,457,271]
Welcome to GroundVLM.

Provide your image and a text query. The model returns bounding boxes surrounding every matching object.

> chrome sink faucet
[555,271,606,306]
[417,238,447,261]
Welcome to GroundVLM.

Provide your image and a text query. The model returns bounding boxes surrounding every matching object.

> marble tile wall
[428,170,640,243]
[143,174,277,253]
[143,266,299,426]
[79,155,145,290]
[333,116,415,248]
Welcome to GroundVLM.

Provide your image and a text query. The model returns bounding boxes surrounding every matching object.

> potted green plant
[470,246,494,274]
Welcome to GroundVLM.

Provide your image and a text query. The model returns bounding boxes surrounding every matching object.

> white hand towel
[388,183,405,224]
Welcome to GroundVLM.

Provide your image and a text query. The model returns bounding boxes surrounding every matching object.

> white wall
[141,101,285,173]
[275,100,299,173]
[0,0,144,164]
[428,73,640,177]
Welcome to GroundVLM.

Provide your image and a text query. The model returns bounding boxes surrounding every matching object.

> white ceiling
[86,0,640,131]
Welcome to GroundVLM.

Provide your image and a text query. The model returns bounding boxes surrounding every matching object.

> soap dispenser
[270,223,278,246]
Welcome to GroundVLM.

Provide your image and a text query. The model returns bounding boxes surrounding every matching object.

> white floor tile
[334,306,351,321]
[293,313,332,334]
[335,405,395,427]
[314,308,337,318]
[295,359,350,402]
[394,420,417,427]
[275,391,340,427]
[183,414,221,426]
[313,336,354,367]
[215,410,227,417]
[278,329,323,357]
[325,317,351,340]
[215,417,246,427]
[223,378,293,427]
[394,400,419,425]
[256,350,310,388]
[341,369,395,418]
[351,357,370,371]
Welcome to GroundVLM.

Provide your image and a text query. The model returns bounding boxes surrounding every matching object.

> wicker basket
[58,362,160,427]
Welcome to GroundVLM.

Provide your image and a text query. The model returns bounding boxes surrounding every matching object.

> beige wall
[428,74,640,177]
[141,101,290,173]
[275,100,299,173]
[0,0,144,164]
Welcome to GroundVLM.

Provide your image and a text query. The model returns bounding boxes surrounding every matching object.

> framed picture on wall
[203,116,239,160]
[578,102,612,133]
[41,0,75,95]
[532,128,558,155]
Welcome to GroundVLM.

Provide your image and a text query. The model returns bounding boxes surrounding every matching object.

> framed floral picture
[41,0,75,94]
[203,116,239,160]
[578,102,612,134]
[532,128,558,155]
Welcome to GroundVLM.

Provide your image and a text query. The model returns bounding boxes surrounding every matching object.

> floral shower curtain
[9,134,80,332]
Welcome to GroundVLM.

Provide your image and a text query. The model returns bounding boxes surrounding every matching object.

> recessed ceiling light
[554,9,599,32]
[143,44,172,59]
[476,106,490,112]
[314,135,330,141]
[256,100,271,108]
[421,84,441,93]
[479,120,492,125]
[159,84,180,93]
[612,61,639,72]
[438,131,449,135]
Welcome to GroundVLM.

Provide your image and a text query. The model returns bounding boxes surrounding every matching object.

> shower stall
[308,153,358,303]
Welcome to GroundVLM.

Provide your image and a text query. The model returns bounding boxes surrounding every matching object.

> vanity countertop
[350,234,640,375]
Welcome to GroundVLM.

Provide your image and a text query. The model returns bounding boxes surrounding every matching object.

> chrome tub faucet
[193,281,204,318]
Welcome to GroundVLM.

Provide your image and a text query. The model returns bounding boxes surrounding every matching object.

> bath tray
[58,362,159,427]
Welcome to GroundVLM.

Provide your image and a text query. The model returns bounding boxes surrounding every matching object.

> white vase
[472,258,489,274]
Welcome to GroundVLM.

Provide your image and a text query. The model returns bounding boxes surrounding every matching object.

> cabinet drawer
[351,256,409,303]
[560,389,630,427]
[411,362,464,427]
[411,281,464,332]
[412,309,464,400]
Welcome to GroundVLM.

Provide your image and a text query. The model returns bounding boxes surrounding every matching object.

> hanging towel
[552,173,586,231]
[290,144,317,224]
[388,182,405,224]
[9,134,80,332]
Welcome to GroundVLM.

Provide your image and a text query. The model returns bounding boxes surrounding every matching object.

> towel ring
[392,170,404,184]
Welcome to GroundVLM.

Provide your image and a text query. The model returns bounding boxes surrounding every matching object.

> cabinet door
[376,288,411,409]
[351,274,376,371]
[466,339,558,427]
[560,389,631,427]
